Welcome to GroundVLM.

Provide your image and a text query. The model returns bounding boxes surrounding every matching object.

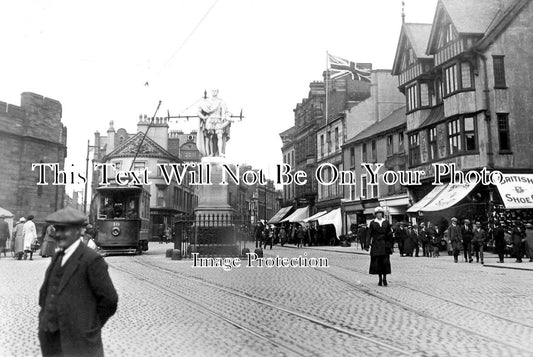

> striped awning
[281,206,309,223]
[267,206,293,224]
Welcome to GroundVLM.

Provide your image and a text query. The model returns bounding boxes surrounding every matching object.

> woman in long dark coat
[366,207,393,286]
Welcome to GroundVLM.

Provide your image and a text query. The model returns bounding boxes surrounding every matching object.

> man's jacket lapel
[58,243,84,294]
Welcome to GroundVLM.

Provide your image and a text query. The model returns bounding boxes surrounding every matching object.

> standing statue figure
[197,89,232,157]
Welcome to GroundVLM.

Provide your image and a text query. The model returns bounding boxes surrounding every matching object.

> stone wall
[0,92,67,224]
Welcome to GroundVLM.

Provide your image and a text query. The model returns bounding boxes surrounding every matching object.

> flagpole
[325,51,329,125]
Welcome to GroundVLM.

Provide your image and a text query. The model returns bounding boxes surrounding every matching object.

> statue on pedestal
[197,89,232,157]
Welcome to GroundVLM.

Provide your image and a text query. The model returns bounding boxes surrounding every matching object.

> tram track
[312,262,533,355]
[110,263,308,357]
[111,258,414,356]
[326,260,533,329]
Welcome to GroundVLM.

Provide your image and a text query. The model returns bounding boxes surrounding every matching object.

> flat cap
[46,206,87,226]
[451,217,458,222]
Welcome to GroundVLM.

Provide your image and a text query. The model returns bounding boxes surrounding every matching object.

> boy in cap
[38,206,118,357]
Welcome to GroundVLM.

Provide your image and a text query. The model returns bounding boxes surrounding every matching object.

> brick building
[0,92,67,227]
[280,73,372,211]
[91,116,198,239]
[392,0,533,220]
[342,106,408,227]
[318,70,405,217]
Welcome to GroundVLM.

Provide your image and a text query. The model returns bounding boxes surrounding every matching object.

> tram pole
[84,140,97,214]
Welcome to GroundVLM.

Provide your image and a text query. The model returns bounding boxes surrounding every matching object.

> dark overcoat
[493,226,506,251]
[404,229,417,253]
[472,228,487,246]
[366,220,393,256]
[39,243,118,357]
[461,225,474,243]
[449,224,463,251]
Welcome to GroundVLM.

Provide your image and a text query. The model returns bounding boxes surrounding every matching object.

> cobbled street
[1,242,533,357]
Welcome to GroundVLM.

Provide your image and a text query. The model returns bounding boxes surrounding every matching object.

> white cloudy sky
[0,0,438,196]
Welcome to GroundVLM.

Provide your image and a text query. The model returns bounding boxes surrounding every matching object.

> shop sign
[495,174,533,209]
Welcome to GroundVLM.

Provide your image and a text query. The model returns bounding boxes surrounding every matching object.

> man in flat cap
[449,217,462,263]
[38,206,118,357]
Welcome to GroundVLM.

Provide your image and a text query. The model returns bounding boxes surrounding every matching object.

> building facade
[342,106,408,227]
[0,92,67,227]
[92,116,198,239]
[280,73,372,211]
[392,0,533,220]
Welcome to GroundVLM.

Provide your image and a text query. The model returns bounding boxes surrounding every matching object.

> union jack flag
[328,54,372,82]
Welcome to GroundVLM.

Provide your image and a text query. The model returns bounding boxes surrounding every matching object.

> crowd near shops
[0,214,97,260]
[252,212,533,264]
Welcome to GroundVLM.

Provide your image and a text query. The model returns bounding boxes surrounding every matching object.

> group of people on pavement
[1,214,98,261]
[2,215,39,260]
[359,215,533,265]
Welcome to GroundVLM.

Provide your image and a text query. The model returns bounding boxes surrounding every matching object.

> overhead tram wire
[129,101,162,172]
[145,0,220,87]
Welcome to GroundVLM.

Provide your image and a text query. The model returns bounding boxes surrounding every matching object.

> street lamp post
[250,193,258,248]
[84,140,98,214]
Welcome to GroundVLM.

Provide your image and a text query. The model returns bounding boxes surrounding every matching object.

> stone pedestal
[193,157,238,256]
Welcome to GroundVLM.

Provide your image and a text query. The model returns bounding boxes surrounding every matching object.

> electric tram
[90,184,150,255]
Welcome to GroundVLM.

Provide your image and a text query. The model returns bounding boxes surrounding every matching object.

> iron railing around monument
[173,213,254,258]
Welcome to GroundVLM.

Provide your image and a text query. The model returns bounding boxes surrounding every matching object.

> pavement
[282,243,533,271]
[1,242,533,357]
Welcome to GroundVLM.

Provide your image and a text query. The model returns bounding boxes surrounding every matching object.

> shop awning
[302,211,327,223]
[317,208,343,238]
[267,206,293,224]
[280,206,309,223]
[407,184,448,213]
[421,182,477,212]
[495,174,533,209]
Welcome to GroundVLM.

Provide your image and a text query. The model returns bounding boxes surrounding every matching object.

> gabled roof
[104,132,177,160]
[405,23,433,59]
[392,23,432,75]
[476,0,532,51]
[344,106,406,145]
[427,0,510,53]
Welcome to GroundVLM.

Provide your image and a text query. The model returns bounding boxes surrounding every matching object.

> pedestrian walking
[395,223,406,256]
[432,223,441,257]
[263,228,273,250]
[296,226,305,248]
[524,223,533,262]
[357,224,367,250]
[404,225,417,257]
[493,220,506,263]
[165,226,172,244]
[40,224,57,258]
[0,216,9,258]
[81,224,97,250]
[461,219,474,263]
[279,227,287,246]
[158,224,166,244]
[472,221,487,264]
[38,206,118,357]
[23,215,38,260]
[426,222,435,258]
[511,223,525,263]
[13,217,26,260]
[449,217,462,263]
[365,207,393,287]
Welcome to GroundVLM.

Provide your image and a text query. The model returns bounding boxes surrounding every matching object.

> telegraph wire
[145,0,220,87]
